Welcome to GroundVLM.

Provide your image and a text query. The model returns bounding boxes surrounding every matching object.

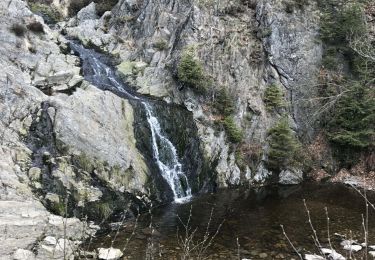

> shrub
[68,0,90,15]
[223,116,243,143]
[177,47,208,92]
[30,3,61,24]
[153,39,168,51]
[267,118,301,171]
[213,87,235,116]
[10,23,27,37]
[74,153,95,173]
[263,84,285,111]
[320,2,366,46]
[95,0,118,16]
[27,21,44,33]
[68,0,118,16]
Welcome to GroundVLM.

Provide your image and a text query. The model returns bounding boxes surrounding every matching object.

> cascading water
[70,42,192,202]
[143,103,192,202]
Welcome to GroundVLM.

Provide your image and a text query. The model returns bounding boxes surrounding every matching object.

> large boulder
[279,168,303,185]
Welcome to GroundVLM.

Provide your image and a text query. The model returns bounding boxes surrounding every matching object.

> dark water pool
[88,183,375,259]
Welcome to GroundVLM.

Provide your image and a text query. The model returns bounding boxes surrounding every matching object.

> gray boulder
[279,168,303,185]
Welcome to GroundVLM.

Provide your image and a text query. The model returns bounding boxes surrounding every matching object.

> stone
[68,75,84,87]
[259,252,268,258]
[77,2,98,24]
[343,244,362,252]
[279,168,303,185]
[28,167,41,181]
[340,240,357,246]
[45,193,60,204]
[44,236,57,245]
[304,255,325,260]
[13,249,35,260]
[328,251,346,260]
[98,247,123,260]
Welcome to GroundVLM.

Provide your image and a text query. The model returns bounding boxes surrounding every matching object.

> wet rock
[259,252,268,258]
[98,247,123,260]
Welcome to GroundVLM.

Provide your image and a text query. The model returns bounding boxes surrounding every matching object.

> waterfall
[143,103,192,202]
[70,42,192,202]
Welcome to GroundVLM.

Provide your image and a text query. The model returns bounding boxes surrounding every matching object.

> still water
[89,183,375,259]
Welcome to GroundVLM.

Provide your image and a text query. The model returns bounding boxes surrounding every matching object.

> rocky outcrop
[0,0,153,257]
[256,0,322,139]
[71,0,321,187]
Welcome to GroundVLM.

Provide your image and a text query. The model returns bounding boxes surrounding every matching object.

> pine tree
[267,119,301,171]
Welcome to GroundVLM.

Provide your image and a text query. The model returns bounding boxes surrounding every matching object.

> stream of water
[70,42,192,202]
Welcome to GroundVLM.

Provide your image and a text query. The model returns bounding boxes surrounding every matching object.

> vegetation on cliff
[178,46,209,93]
[318,1,374,167]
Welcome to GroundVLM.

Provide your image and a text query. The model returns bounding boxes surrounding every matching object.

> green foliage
[326,83,374,149]
[263,84,285,111]
[95,202,113,219]
[30,3,61,24]
[267,118,301,171]
[50,200,66,216]
[223,116,243,143]
[320,2,366,46]
[213,87,235,116]
[177,47,209,92]
[318,0,374,166]
[153,39,168,51]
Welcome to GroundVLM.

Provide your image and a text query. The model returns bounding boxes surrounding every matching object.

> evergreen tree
[267,119,301,171]
[326,83,375,149]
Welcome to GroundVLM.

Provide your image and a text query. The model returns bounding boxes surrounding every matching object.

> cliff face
[62,0,323,186]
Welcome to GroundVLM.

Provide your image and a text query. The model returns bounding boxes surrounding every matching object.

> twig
[280,224,303,260]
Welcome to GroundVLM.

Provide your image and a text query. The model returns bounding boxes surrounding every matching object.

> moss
[223,116,243,143]
[177,46,209,93]
[263,84,285,111]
